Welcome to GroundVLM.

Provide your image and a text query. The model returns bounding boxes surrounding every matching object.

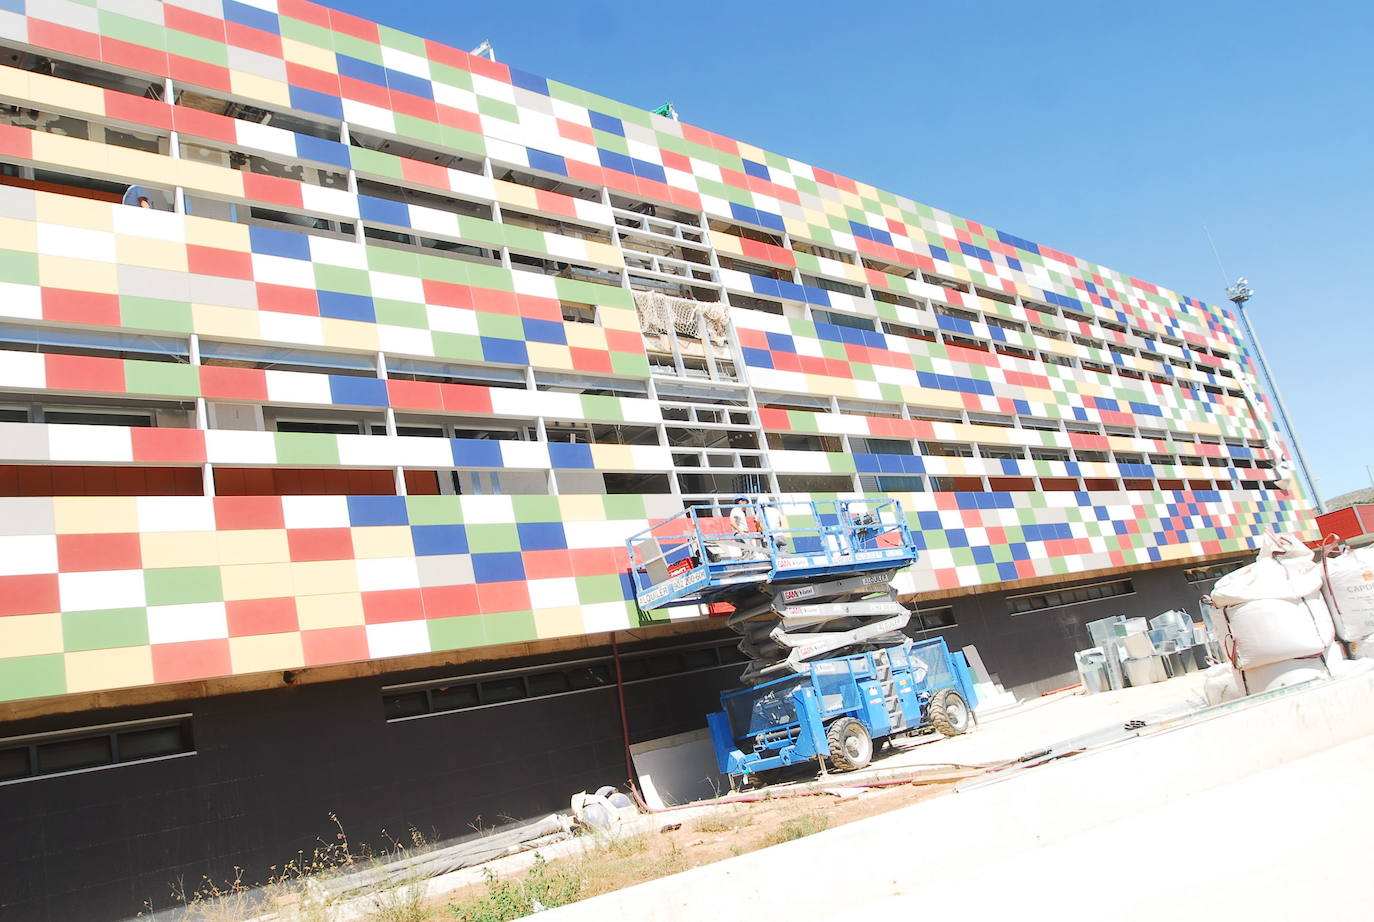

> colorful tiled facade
[0,0,1313,707]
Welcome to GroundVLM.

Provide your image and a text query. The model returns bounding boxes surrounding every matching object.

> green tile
[279,16,335,50]
[377,24,426,55]
[99,11,165,48]
[120,296,192,334]
[475,311,523,340]
[482,610,535,644]
[476,96,518,123]
[430,62,473,90]
[0,250,38,286]
[428,615,484,650]
[0,654,65,702]
[513,495,561,521]
[610,352,650,378]
[602,494,645,519]
[405,495,462,525]
[465,524,519,553]
[575,574,624,605]
[145,567,222,606]
[431,332,484,362]
[394,113,444,147]
[579,394,622,422]
[314,264,372,296]
[348,146,404,181]
[331,31,383,64]
[166,31,227,67]
[124,360,200,398]
[373,299,428,329]
[62,608,148,652]
[274,432,340,466]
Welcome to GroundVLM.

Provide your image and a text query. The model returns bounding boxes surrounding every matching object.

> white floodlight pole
[1226,277,1324,513]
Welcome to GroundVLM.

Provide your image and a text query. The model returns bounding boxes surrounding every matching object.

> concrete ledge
[535,671,1374,922]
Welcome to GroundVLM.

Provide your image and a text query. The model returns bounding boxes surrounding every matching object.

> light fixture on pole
[1226,277,1324,513]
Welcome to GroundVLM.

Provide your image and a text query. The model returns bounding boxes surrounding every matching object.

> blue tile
[480,337,528,365]
[588,111,625,136]
[597,148,634,176]
[411,525,468,556]
[317,291,375,323]
[328,375,388,407]
[547,441,594,469]
[754,209,785,232]
[972,545,994,564]
[765,332,795,353]
[740,347,773,369]
[347,495,408,527]
[928,245,948,262]
[526,148,568,177]
[959,242,992,262]
[248,224,311,260]
[777,280,806,302]
[223,0,279,34]
[630,158,666,184]
[508,68,550,95]
[384,67,433,100]
[472,551,525,583]
[0,0,25,12]
[336,53,388,87]
[289,86,343,120]
[295,134,351,169]
[358,194,410,227]
[741,159,770,180]
[801,285,830,307]
[996,562,1020,581]
[517,522,566,551]
[749,275,781,298]
[451,439,503,468]
[855,454,882,473]
[996,230,1039,254]
[729,202,758,226]
[917,511,943,531]
[522,317,566,345]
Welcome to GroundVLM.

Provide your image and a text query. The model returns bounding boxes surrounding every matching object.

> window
[201,341,375,377]
[1007,579,1135,615]
[561,302,599,325]
[812,309,875,332]
[382,641,746,720]
[908,605,957,632]
[0,716,193,783]
[1184,560,1247,584]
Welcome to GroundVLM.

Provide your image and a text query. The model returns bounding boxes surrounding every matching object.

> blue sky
[331,0,1373,502]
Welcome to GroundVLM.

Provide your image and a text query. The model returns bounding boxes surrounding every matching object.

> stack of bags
[1324,545,1374,657]
[1203,532,1374,705]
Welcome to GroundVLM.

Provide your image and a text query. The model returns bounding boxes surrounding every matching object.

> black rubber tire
[826,717,873,771]
[927,688,971,737]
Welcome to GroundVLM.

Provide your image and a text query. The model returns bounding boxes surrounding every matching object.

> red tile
[164,3,225,40]
[301,626,369,665]
[226,597,299,636]
[362,588,425,624]
[56,533,142,572]
[439,383,492,414]
[398,156,450,191]
[555,119,595,146]
[476,580,529,615]
[171,105,237,144]
[213,495,285,530]
[0,122,33,160]
[241,172,304,210]
[471,289,519,315]
[466,54,509,83]
[199,365,268,401]
[569,347,613,374]
[285,62,340,98]
[131,428,206,464]
[168,55,232,93]
[188,244,254,280]
[520,549,573,578]
[225,21,282,57]
[386,378,444,411]
[151,639,232,683]
[100,36,168,76]
[568,547,620,575]
[27,19,101,60]
[102,90,172,132]
[420,584,479,618]
[338,75,390,109]
[44,353,125,394]
[0,574,59,617]
[256,283,319,316]
[328,6,379,40]
[279,0,332,28]
[42,288,121,327]
[389,90,437,122]
[422,280,473,308]
[286,527,353,562]
[434,104,482,134]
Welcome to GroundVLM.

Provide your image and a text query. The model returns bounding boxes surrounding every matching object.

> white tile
[366,620,431,658]
[47,424,133,463]
[458,494,513,525]
[527,577,576,609]
[147,601,228,644]
[281,495,350,529]
[0,534,57,575]
[205,429,277,465]
[581,600,631,632]
[136,496,216,532]
[0,349,44,386]
[355,556,420,592]
[259,310,324,347]
[498,440,549,469]
[265,369,333,405]
[36,224,114,262]
[59,569,146,612]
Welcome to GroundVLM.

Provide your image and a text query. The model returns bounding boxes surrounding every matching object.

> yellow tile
[229,632,304,673]
[735,141,766,164]
[39,255,118,292]
[193,302,261,340]
[596,307,639,332]
[28,71,106,117]
[589,444,633,470]
[281,37,338,73]
[30,133,111,185]
[292,560,358,596]
[527,342,572,371]
[557,494,608,522]
[784,217,809,239]
[296,591,364,630]
[221,562,295,601]
[64,646,154,693]
[173,158,245,199]
[0,217,36,252]
[216,529,291,566]
[0,613,63,657]
[563,324,607,350]
[116,235,188,272]
[53,497,140,534]
[532,606,584,639]
[710,230,742,256]
[230,71,291,108]
[319,318,380,352]
[493,179,538,210]
[140,531,220,569]
[351,525,415,559]
[583,241,623,269]
[32,184,113,231]
[0,65,32,105]
[103,145,172,186]
[184,213,250,250]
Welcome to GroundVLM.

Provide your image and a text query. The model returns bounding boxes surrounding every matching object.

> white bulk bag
[1240,658,1327,694]
[1211,557,1332,669]
[1211,556,1321,608]
[1323,547,1374,641]
[1201,663,1244,706]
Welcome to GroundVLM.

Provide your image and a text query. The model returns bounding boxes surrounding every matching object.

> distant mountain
[1326,487,1374,512]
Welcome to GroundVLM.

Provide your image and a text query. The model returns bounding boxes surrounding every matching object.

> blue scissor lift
[626,499,978,780]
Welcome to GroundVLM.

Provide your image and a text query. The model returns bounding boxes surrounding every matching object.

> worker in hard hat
[729,495,763,556]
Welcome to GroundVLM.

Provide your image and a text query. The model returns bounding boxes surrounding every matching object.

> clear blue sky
[331,0,1374,502]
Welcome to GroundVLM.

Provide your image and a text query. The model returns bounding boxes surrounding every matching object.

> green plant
[447,854,582,922]
[691,813,754,834]
[762,812,830,847]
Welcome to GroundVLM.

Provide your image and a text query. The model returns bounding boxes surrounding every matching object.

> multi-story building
[0,0,1314,918]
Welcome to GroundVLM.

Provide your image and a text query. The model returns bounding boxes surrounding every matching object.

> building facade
[0,0,1314,918]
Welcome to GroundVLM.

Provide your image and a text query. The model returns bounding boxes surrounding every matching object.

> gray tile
[0,497,55,536]
[416,553,473,587]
